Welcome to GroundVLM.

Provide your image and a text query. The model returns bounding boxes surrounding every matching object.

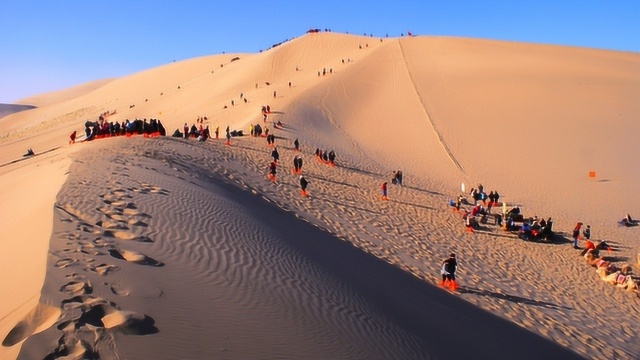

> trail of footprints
[33,181,167,358]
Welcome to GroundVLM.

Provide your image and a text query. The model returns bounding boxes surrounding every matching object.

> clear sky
[1,0,638,103]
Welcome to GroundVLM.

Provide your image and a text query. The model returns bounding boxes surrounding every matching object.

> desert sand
[1,32,639,359]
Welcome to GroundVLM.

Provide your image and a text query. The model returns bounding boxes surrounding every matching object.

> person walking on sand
[572,222,583,249]
[293,155,300,174]
[296,156,303,174]
[299,175,309,196]
[69,130,77,144]
[294,138,300,152]
[268,161,277,182]
[381,182,388,200]
[440,253,458,290]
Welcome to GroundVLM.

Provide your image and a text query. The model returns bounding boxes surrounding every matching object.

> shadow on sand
[458,286,573,310]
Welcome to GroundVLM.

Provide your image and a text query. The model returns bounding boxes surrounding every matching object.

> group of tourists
[72,115,167,143]
[314,148,336,166]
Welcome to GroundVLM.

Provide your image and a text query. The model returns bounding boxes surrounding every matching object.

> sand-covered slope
[1,32,639,359]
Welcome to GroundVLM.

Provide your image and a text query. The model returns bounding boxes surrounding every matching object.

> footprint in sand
[96,205,123,216]
[87,263,119,276]
[55,258,78,268]
[60,280,93,296]
[102,230,153,243]
[2,303,61,347]
[108,249,164,267]
[127,219,148,227]
[58,296,158,334]
[105,282,130,296]
[95,219,129,230]
[92,237,110,247]
[123,208,150,218]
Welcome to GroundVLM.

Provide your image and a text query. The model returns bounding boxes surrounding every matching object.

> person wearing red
[381,182,388,200]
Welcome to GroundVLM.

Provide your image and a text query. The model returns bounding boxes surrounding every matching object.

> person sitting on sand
[620,214,639,227]
[506,206,521,220]
[518,220,533,240]
[580,239,596,257]
[391,170,403,185]
[23,148,34,157]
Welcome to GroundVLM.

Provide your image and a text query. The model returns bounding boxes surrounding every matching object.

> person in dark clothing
[268,161,277,181]
[583,225,591,240]
[69,131,77,144]
[294,138,300,151]
[440,253,458,290]
[296,156,303,173]
[328,150,336,166]
[293,155,300,174]
[158,120,166,136]
[271,147,280,163]
[299,175,309,196]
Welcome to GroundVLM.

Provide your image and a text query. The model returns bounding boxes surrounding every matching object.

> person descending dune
[267,161,277,182]
[299,175,309,197]
[440,253,458,291]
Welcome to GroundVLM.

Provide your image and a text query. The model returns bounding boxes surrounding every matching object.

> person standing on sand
[381,182,388,200]
[183,123,189,139]
[69,131,77,144]
[572,222,583,249]
[440,253,458,290]
[294,138,300,151]
[583,225,591,240]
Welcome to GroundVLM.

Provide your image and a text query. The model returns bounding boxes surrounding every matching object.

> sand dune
[1,32,639,359]
[0,104,36,119]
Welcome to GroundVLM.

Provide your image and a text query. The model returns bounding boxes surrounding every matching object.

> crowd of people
[67,113,168,155]
[74,115,167,143]
[448,183,639,296]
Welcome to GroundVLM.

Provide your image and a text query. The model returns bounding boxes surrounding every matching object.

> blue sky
[1,1,638,103]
